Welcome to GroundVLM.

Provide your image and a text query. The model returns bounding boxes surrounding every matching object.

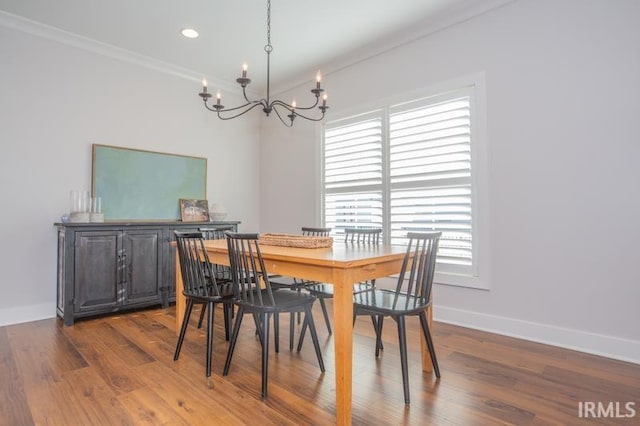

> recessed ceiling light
[181,28,199,39]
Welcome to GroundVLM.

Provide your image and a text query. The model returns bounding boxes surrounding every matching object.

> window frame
[318,73,490,290]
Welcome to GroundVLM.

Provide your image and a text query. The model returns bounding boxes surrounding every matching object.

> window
[321,81,488,288]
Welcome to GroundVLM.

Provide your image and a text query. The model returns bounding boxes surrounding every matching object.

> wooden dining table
[174,239,435,426]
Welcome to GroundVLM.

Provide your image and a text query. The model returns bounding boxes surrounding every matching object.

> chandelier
[198,0,329,127]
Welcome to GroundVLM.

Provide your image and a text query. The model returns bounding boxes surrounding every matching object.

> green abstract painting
[92,144,206,220]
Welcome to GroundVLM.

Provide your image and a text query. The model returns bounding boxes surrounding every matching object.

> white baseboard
[434,304,640,365]
[3,302,638,365]
[0,303,56,327]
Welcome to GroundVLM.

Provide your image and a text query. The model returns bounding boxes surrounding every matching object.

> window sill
[434,271,490,291]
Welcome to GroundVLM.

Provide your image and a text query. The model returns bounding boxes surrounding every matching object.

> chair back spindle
[199,226,235,241]
[226,232,276,307]
[394,232,441,309]
[344,228,382,244]
[301,227,331,237]
[175,232,220,298]
[199,226,235,282]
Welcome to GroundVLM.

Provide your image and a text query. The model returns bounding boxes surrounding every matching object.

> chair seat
[239,289,317,313]
[353,289,431,316]
[184,283,235,300]
[269,275,311,290]
[307,282,374,296]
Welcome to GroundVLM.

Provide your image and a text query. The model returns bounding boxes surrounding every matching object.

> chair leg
[252,313,264,347]
[297,315,308,351]
[374,315,385,357]
[304,306,326,372]
[223,306,244,376]
[274,313,280,353]
[419,311,441,378]
[290,312,295,351]
[396,316,411,404]
[223,303,232,341]
[174,299,194,361]
[260,312,271,398]
[297,288,302,324]
[205,301,215,377]
[197,303,206,329]
[319,297,332,335]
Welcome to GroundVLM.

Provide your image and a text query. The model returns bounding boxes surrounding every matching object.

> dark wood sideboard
[55,221,240,326]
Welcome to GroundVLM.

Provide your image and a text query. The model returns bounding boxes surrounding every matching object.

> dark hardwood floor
[1,302,638,425]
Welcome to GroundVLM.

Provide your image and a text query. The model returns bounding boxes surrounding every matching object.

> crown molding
[0,10,249,95]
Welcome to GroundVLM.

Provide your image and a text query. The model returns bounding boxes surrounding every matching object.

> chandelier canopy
[199,0,328,127]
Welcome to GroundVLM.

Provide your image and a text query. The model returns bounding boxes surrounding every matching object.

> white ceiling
[0,0,512,94]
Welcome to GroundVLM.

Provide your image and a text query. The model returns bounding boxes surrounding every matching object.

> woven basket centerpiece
[259,233,333,248]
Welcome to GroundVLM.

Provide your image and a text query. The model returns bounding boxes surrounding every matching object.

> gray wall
[259,0,640,362]
[0,21,262,324]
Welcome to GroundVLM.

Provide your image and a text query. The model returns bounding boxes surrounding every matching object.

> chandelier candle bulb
[322,94,327,106]
[316,72,322,89]
[202,79,208,93]
[242,64,248,78]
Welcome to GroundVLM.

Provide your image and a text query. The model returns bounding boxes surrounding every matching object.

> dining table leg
[332,269,354,426]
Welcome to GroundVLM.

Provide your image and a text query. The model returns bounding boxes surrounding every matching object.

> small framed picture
[179,199,210,222]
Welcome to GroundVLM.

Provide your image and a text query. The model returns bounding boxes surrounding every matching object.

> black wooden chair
[222,232,325,398]
[269,226,331,349]
[304,228,382,335]
[196,225,235,338]
[173,231,234,377]
[353,231,442,404]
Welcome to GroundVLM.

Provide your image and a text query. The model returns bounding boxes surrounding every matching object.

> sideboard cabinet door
[73,231,120,314]
[122,229,163,306]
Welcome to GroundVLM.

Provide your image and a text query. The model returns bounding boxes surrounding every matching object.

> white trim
[5,300,638,365]
[0,10,248,95]
[434,304,640,365]
[0,303,56,327]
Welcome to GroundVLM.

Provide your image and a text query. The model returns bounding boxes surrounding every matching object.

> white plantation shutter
[323,114,384,237]
[389,95,473,272]
[322,87,476,276]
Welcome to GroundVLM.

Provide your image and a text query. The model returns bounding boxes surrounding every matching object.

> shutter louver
[324,119,383,189]
[389,97,472,269]
[322,90,475,275]
[323,116,384,237]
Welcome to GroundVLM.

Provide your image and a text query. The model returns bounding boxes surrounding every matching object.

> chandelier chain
[265,0,272,52]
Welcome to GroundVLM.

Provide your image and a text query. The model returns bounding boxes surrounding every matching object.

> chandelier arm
[203,102,223,113]
[218,100,264,113]
[272,106,294,127]
[287,108,326,122]
[269,96,320,111]
[270,99,292,109]
[216,102,267,120]
[241,85,258,105]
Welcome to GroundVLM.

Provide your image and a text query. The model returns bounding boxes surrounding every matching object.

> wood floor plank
[1,305,638,425]
[117,387,192,426]
[65,318,156,367]
[6,320,88,387]
[0,327,34,426]
[62,328,147,396]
